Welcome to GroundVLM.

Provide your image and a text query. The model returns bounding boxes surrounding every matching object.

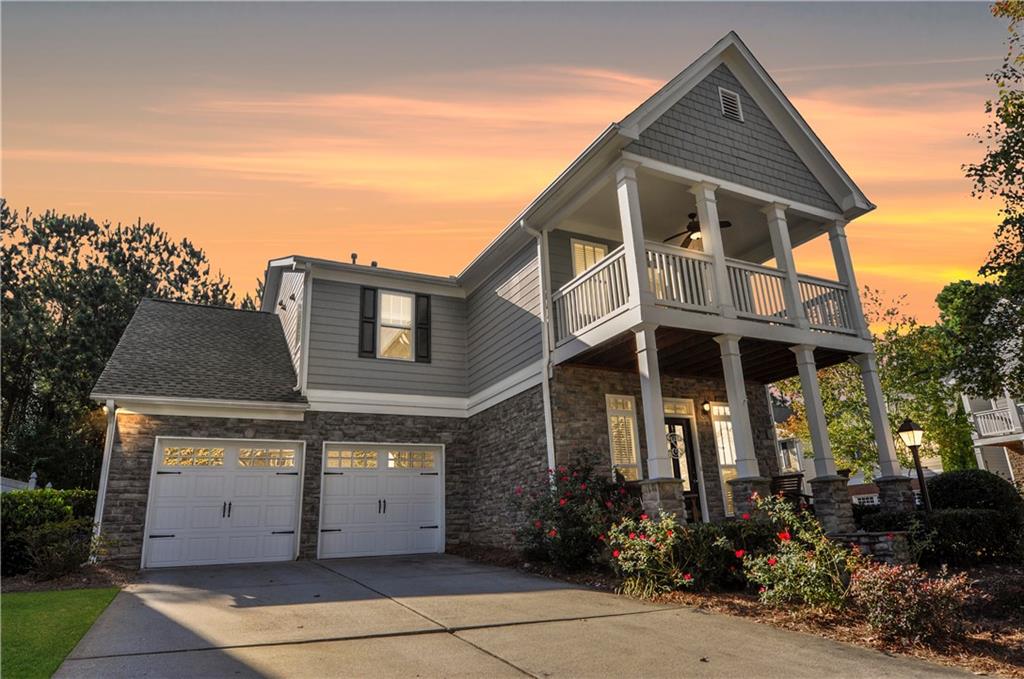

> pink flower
[629,532,636,540]
[640,513,649,520]
[548,529,558,538]
[768,557,778,567]
[759,586,766,594]
[750,492,760,501]
[605,500,614,509]
[683,573,693,582]
[534,520,542,529]
[559,498,567,506]
[598,533,606,542]
[741,512,751,521]
[514,486,523,496]
[580,483,587,490]
[639,534,647,541]
[619,487,627,495]
[612,549,621,558]
[777,531,791,542]
[735,549,746,559]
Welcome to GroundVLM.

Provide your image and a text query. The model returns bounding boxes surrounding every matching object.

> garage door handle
[157,471,182,475]
[321,528,342,533]
[222,501,227,518]
[149,534,175,539]
[227,501,232,517]
[378,499,381,514]
[419,525,438,530]
[271,530,295,535]
[383,499,387,514]
[420,472,438,476]
[276,472,298,476]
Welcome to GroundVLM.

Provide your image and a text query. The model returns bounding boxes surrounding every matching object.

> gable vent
[718,87,744,122]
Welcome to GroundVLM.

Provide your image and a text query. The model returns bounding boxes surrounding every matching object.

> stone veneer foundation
[549,364,780,522]
[101,386,547,566]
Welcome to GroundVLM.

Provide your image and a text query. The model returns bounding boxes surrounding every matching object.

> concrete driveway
[57,555,966,678]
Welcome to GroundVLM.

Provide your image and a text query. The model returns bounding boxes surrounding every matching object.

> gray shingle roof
[92,298,306,404]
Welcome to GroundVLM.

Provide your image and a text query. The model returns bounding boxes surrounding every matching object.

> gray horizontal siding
[548,229,622,291]
[467,244,543,394]
[626,63,839,213]
[306,279,467,397]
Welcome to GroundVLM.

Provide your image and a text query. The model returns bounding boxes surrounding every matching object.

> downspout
[92,398,116,546]
[520,219,557,472]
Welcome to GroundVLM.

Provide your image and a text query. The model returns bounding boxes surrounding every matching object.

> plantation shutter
[414,294,431,363]
[358,287,377,358]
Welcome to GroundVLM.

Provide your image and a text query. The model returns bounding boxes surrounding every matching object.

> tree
[943,0,1024,399]
[1,202,248,489]
[774,289,975,479]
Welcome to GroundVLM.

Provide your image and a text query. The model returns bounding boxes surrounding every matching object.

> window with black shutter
[415,294,431,363]
[358,286,377,357]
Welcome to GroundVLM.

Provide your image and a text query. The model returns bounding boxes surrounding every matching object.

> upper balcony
[967,394,1024,444]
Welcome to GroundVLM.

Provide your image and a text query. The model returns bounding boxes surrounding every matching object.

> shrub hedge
[861,508,1020,565]
[1,489,97,576]
[927,469,1024,526]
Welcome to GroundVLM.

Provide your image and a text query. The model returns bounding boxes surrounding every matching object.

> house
[90,32,918,569]
[962,391,1023,484]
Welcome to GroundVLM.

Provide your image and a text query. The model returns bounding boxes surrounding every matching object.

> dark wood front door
[665,417,702,523]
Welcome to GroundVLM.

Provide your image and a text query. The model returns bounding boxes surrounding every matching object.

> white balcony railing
[798,274,854,333]
[552,245,629,341]
[974,407,1021,437]
[551,241,859,345]
[725,258,790,323]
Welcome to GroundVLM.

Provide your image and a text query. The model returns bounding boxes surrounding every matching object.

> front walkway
[57,555,966,678]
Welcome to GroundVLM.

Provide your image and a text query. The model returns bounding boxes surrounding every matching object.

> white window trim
[718,86,744,122]
[570,238,609,278]
[710,401,739,517]
[605,394,641,480]
[376,289,415,362]
[663,398,710,523]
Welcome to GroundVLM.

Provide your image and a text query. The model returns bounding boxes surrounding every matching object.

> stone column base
[727,476,770,517]
[809,475,855,534]
[876,475,916,513]
[636,478,688,520]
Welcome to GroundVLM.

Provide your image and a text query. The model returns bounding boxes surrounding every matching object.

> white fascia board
[307,263,465,299]
[93,394,308,421]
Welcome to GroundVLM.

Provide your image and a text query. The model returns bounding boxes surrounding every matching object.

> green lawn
[2,587,119,679]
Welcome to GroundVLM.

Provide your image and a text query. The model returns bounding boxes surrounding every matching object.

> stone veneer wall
[102,386,547,566]
[549,364,779,521]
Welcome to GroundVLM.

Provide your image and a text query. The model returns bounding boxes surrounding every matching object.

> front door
[665,417,703,523]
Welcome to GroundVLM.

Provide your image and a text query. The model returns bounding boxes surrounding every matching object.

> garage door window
[239,448,296,468]
[162,446,225,467]
[387,450,435,469]
[326,447,379,469]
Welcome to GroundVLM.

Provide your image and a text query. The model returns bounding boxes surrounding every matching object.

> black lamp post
[897,418,932,513]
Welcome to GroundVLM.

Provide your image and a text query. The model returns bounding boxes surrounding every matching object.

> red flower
[759,586,766,594]
[683,573,693,582]
[619,487,626,495]
[735,549,746,559]
[580,483,587,490]
[559,498,567,506]
[548,529,557,538]
[629,532,636,540]
[561,476,569,482]
[767,557,778,567]
[605,500,614,509]
[666,530,674,538]
[741,512,751,521]
[638,534,647,541]
[750,491,760,501]
[514,485,523,496]
[598,534,606,542]
[533,520,542,529]
[777,531,791,542]
[640,513,649,521]
[612,549,620,558]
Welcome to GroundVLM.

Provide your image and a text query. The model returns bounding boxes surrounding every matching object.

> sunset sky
[1,2,1006,321]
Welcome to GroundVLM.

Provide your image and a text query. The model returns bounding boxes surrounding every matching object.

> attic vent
[718,87,744,122]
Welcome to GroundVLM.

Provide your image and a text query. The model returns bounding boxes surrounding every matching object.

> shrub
[862,508,1020,565]
[608,513,692,598]
[512,465,641,571]
[927,469,1024,526]
[676,515,779,591]
[851,562,971,645]
[744,494,864,610]
[1,489,74,576]
[20,518,96,581]
[56,489,98,520]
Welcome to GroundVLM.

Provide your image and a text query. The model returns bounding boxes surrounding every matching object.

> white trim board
[95,395,308,422]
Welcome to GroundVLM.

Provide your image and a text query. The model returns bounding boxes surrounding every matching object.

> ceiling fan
[662,213,733,248]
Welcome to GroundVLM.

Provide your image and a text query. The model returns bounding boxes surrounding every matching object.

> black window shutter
[358,287,377,358]
[415,294,431,363]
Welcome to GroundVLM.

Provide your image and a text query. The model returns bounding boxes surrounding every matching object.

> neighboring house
[90,32,914,569]
[1,475,32,493]
[961,391,1023,484]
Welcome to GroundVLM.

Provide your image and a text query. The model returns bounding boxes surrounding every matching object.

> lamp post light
[897,418,932,513]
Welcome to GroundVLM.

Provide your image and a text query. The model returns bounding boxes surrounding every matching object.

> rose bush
[743,494,864,610]
[607,513,692,598]
[512,465,640,571]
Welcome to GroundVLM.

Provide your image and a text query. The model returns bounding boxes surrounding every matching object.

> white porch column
[764,203,809,329]
[714,334,759,478]
[827,220,870,339]
[615,162,654,307]
[790,345,836,476]
[853,353,903,477]
[635,324,673,479]
[692,182,736,318]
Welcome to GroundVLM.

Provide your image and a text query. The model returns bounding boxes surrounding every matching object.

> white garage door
[318,443,444,559]
[143,438,304,568]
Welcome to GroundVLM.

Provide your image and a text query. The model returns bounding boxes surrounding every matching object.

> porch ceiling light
[896,418,924,449]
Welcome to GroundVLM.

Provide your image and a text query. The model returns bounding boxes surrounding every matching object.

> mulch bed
[1,564,137,594]
[450,545,1024,678]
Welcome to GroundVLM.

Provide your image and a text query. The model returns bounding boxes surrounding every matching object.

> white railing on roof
[552,245,629,344]
[646,243,716,312]
[798,274,856,334]
[725,258,790,323]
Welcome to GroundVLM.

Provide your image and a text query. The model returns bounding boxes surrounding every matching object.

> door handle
[383,499,387,514]
[222,501,227,518]
[227,501,232,518]
[378,499,382,514]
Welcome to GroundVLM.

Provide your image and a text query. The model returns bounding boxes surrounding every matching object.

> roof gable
[626,63,839,212]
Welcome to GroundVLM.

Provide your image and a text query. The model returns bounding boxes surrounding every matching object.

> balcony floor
[566,327,853,384]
